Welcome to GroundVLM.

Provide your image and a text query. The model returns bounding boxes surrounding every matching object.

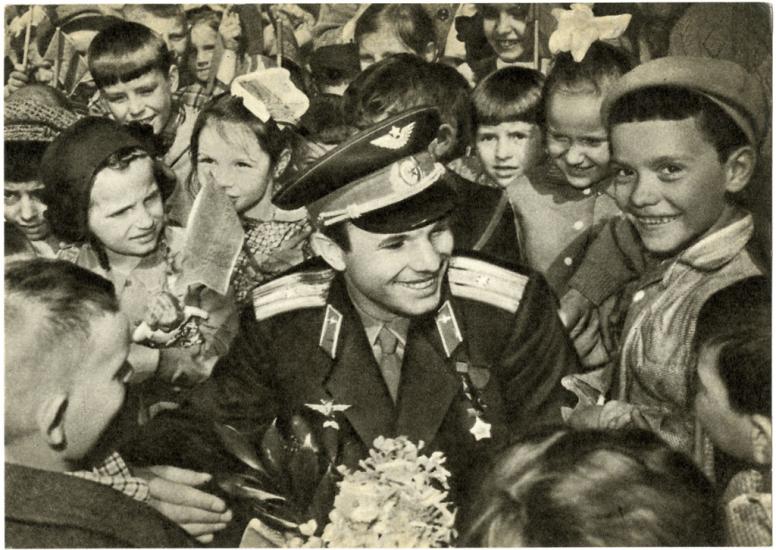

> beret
[5,98,81,143]
[601,56,768,146]
[274,106,456,233]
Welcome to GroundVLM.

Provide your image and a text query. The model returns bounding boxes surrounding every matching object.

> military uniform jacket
[124,256,579,511]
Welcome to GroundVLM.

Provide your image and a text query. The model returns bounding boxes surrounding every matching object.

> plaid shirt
[68,451,150,503]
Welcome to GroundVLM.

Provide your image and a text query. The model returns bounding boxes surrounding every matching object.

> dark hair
[694,277,771,416]
[355,4,436,57]
[88,21,174,89]
[607,86,750,162]
[472,67,545,127]
[190,94,290,169]
[343,55,471,161]
[541,41,632,126]
[4,141,49,182]
[464,427,721,547]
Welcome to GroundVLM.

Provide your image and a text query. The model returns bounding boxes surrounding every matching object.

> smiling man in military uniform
[124,106,579,537]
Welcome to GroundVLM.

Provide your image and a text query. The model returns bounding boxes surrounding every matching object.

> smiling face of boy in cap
[611,117,748,257]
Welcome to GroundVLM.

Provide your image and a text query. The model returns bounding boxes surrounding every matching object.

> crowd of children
[4,3,771,547]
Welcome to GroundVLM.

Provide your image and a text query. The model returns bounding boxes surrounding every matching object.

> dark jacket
[5,463,197,548]
[446,170,521,266]
[123,256,578,534]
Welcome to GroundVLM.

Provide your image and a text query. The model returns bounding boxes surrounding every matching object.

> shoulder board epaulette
[447,256,528,314]
[252,268,335,321]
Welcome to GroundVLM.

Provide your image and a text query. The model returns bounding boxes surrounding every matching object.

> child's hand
[219,7,242,51]
[144,292,186,332]
[566,404,604,429]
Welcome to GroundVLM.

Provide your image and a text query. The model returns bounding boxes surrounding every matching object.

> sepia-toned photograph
[3,2,772,547]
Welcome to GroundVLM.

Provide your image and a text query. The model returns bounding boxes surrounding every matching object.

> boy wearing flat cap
[564,57,768,471]
[121,106,579,541]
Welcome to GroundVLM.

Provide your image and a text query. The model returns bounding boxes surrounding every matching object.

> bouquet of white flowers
[237,434,458,548]
[316,436,457,547]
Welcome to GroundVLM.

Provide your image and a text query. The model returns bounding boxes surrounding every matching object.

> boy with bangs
[565,57,768,467]
[88,21,198,225]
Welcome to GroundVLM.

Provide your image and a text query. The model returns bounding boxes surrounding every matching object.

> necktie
[377,326,402,404]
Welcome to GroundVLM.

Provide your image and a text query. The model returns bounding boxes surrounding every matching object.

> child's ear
[749,414,771,464]
[36,393,69,450]
[429,123,457,160]
[272,148,293,180]
[167,65,180,94]
[723,145,756,193]
[310,230,346,271]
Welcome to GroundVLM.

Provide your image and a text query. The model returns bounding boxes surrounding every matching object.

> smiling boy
[121,107,579,541]
[565,57,767,461]
[88,21,199,225]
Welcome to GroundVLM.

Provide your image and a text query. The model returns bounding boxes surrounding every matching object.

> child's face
[694,344,757,462]
[138,15,188,67]
[190,22,218,84]
[63,311,132,461]
[358,31,417,71]
[88,156,165,258]
[100,68,177,135]
[196,120,274,216]
[4,181,50,241]
[475,121,543,187]
[611,117,732,257]
[546,92,610,189]
[481,4,531,63]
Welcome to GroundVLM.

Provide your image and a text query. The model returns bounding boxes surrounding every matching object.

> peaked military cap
[273,106,456,233]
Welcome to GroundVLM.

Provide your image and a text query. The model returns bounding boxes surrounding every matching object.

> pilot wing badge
[370,122,416,149]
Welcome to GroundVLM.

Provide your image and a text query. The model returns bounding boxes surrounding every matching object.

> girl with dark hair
[190,72,313,304]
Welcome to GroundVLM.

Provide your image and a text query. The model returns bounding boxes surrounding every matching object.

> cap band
[316,160,446,226]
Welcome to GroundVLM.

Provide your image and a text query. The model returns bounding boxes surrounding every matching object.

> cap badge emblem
[370,122,415,149]
[392,158,423,187]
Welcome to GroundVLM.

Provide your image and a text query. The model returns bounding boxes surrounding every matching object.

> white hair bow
[231,67,309,126]
[548,4,631,62]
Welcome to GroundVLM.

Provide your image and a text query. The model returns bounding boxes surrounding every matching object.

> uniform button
[563,257,573,266]
[573,220,585,230]
[582,188,592,195]
[437,7,450,20]
[633,290,645,302]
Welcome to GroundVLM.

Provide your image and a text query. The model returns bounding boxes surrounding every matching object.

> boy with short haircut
[88,21,198,225]
[5,258,195,547]
[693,276,771,546]
[123,4,189,72]
[470,66,620,293]
[565,57,767,464]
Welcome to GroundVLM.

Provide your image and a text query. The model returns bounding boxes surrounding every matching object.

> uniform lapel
[323,275,396,449]
[395,309,461,446]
